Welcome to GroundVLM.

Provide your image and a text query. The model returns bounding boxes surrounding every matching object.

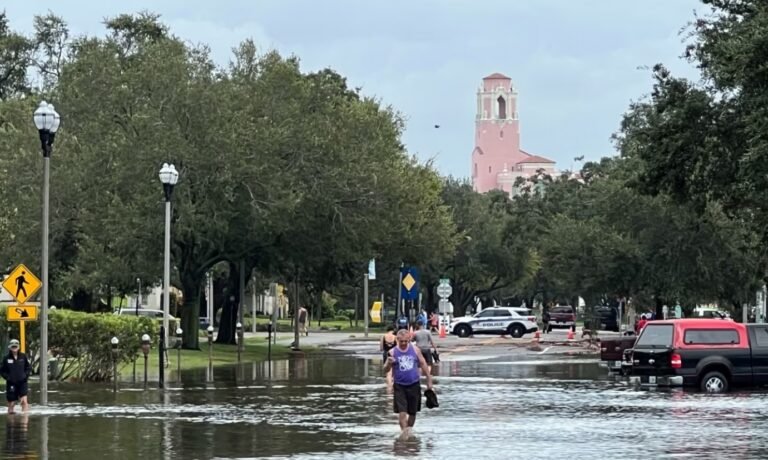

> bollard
[141,334,151,389]
[111,336,119,393]
[267,323,273,362]
[176,327,183,383]
[159,326,166,388]
[236,322,243,363]
[207,325,214,373]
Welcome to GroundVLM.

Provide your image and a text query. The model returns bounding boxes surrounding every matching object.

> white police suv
[449,307,538,338]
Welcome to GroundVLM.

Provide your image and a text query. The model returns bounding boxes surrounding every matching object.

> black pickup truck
[627,319,768,393]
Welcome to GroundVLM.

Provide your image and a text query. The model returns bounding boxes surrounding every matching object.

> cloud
[3,0,704,178]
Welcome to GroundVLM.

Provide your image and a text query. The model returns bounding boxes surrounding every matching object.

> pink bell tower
[471,73,528,193]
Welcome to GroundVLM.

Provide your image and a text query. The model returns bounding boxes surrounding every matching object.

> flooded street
[5,345,768,459]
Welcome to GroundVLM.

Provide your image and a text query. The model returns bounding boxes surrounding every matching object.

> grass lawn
[120,337,305,374]
[250,316,387,334]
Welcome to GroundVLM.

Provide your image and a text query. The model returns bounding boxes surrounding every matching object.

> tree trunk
[655,296,664,319]
[178,266,206,349]
[215,261,239,345]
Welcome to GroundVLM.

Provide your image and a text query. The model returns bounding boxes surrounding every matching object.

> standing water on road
[4,352,768,459]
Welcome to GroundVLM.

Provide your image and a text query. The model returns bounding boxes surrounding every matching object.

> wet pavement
[4,339,768,459]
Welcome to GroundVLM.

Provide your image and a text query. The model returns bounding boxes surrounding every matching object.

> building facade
[471,73,556,194]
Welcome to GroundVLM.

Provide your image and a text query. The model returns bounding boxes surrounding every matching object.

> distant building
[471,73,557,195]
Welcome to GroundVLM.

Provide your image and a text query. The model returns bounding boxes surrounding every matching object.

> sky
[5,0,704,178]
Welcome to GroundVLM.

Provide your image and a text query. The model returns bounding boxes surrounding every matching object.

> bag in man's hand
[431,350,440,363]
[424,388,439,409]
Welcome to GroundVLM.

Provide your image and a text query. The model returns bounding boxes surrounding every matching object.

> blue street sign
[400,266,420,301]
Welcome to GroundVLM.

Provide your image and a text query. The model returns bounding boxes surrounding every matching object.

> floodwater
[5,346,768,460]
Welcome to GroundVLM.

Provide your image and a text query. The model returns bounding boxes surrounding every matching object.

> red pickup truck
[627,318,766,393]
[549,305,576,329]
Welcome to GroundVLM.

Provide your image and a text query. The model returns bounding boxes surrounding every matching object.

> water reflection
[7,355,768,458]
[4,413,32,459]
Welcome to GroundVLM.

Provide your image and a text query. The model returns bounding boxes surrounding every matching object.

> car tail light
[528,316,536,322]
[671,353,682,369]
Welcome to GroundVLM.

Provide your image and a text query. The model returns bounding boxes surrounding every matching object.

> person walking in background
[0,340,31,414]
[380,326,397,387]
[412,321,437,373]
[542,309,551,334]
[636,314,648,334]
[429,311,439,333]
[383,329,434,433]
[298,306,308,336]
[418,309,428,328]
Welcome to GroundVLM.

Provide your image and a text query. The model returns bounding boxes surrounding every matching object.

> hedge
[0,307,157,382]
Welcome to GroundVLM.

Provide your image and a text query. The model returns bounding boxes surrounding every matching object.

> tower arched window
[497,96,507,119]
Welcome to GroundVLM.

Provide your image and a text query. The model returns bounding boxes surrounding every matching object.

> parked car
[627,318,768,393]
[449,307,538,338]
[549,305,576,329]
[593,306,620,332]
[600,335,636,374]
[510,307,535,321]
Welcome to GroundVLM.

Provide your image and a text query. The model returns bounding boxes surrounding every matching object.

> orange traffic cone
[567,328,575,340]
[534,330,541,342]
[439,324,447,339]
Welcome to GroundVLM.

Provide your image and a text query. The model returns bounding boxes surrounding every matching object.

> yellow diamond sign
[2,264,42,304]
[402,273,416,291]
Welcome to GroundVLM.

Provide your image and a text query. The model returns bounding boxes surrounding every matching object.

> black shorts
[420,349,433,365]
[6,381,28,402]
[393,382,421,415]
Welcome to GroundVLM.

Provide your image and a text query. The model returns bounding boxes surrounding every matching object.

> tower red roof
[482,72,511,80]
[516,154,555,164]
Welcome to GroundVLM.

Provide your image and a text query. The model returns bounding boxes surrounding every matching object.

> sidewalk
[243,331,366,348]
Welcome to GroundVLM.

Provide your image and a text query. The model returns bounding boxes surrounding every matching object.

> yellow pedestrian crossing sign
[2,264,42,304]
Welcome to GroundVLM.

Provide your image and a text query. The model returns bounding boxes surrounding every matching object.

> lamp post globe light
[111,337,119,392]
[141,334,151,356]
[33,101,61,406]
[158,163,179,348]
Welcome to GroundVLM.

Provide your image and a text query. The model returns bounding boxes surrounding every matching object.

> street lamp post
[236,322,243,363]
[111,337,119,393]
[175,327,183,382]
[33,101,60,406]
[133,277,141,382]
[207,325,214,369]
[158,163,179,349]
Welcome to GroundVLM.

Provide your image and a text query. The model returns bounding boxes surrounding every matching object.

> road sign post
[6,306,39,353]
[437,279,453,333]
[363,273,369,338]
[3,264,43,355]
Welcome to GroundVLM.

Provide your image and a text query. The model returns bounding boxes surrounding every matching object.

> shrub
[0,307,156,382]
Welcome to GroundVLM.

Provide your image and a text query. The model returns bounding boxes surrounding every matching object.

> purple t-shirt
[392,344,421,386]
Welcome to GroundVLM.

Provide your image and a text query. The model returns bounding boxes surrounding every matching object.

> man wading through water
[383,329,434,433]
[0,340,31,414]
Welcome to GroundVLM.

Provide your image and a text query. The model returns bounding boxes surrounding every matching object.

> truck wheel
[455,325,471,338]
[508,324,525,338]
[700,371,729,393]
